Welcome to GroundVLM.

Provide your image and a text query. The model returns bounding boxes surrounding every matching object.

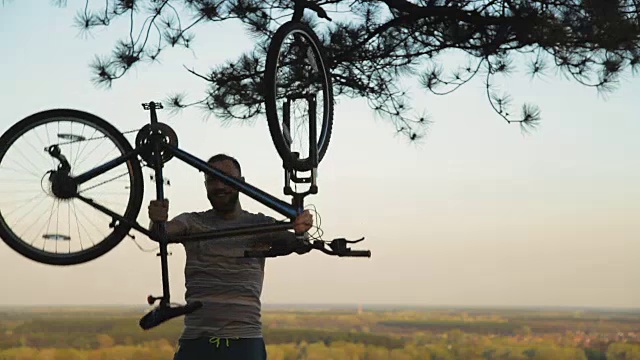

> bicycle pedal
[142,102,164,110]
[147,295,161,305]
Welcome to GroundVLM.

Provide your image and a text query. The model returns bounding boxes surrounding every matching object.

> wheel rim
[271,27,332,169]
[0,113,139,262]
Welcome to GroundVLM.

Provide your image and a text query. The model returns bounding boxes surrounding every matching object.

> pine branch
[36,0,640,141]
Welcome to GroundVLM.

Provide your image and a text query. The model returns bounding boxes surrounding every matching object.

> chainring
[135,123,178,167]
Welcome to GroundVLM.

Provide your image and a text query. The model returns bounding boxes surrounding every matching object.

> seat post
[150,102,158,124]
[142,101,163,124]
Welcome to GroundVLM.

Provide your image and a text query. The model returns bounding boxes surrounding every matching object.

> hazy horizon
[1,303,638,311]
[1,1,638,310]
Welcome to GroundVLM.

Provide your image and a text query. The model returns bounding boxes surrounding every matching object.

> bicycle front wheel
[264,21,334,172]
[0,109,144,265]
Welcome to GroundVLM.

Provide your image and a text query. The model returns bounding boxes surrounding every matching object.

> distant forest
[1,306,639,359]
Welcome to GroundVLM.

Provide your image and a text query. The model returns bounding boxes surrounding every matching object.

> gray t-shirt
[171,208,284,339]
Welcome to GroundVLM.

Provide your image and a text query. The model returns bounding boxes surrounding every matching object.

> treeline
[266,328,404,349]
[2,308,639,359]
[379,319,640,336]
[0,316,403,351]
[379,320,521,335]
[0,316,181,349]
[260,309,640,337]
[1,341,639,360]
[4,308,639,339]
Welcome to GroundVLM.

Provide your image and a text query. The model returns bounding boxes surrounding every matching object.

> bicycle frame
[59,0,328,309]
[70,101,318,306]
[73,141,301,238]
[0,0,367,330]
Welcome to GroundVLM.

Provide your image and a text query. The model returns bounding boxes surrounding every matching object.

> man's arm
[148,199,188,236]
[148,219,187,237]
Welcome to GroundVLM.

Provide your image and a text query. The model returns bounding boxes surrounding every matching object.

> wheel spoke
[265,23,333,171]
[0,110,142,264]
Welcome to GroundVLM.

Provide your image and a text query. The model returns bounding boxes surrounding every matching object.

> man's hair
[207,153,242,175]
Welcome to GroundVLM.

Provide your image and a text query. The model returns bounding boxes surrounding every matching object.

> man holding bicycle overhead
[148,153,313,360]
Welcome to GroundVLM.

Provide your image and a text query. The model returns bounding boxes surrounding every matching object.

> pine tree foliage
[28,0,640,139]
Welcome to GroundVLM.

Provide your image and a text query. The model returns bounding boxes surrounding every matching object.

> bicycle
[0,0,370,330]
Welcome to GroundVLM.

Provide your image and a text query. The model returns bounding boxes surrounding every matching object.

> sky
[0,1,638,309]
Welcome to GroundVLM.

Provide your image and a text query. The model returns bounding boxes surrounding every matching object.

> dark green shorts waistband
[173,336,266,360]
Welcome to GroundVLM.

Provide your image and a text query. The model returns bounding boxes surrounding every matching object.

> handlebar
[244,237,371,258]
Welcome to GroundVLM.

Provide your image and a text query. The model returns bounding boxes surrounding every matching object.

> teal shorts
[173,337,267,360]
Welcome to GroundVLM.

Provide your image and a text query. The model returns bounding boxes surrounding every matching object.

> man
[148,153,313,359]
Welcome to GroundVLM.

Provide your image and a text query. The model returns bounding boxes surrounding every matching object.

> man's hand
[246,211,314,257]
[148,199,169,222]
[147,199,187,236]
[294,210,313,234]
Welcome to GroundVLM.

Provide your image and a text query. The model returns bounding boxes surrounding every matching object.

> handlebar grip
[343,250,371,257]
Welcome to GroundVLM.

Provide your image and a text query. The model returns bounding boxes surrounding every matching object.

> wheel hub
[49,171,77,199]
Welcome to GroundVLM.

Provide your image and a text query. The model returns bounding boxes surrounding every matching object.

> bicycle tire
[264,21,334,172]
[0,109,144,265]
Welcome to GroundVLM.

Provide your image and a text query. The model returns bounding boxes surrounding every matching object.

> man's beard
[207,190,239,214]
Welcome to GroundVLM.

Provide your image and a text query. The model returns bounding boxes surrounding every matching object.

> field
[0,305,639,359]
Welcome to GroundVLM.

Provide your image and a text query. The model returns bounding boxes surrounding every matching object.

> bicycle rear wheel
[0,109,144,265]
[264,21,334,172]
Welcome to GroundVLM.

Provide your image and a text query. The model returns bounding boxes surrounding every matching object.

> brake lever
[334,237,365,244]
[316,237,370,257]
[328,237,364,252]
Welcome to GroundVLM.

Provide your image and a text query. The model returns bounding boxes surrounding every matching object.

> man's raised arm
[148,199,187,236]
